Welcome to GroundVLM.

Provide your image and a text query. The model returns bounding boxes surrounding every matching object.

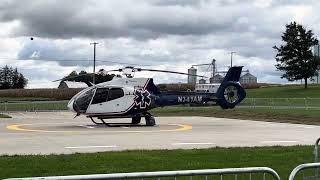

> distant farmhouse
[210,74,224,84]
[58,81,88,89]
[239,71,257,84]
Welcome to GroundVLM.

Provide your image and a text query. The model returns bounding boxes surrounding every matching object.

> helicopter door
[86,87,131,114]
[91,88,109,105]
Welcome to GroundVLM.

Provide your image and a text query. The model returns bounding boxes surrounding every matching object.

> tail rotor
[216,66,246,109]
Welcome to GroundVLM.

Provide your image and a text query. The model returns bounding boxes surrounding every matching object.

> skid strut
[88,113,156,127]
[89,117,109,126]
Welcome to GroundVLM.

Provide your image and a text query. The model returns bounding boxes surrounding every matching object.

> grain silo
[188,67,197,85]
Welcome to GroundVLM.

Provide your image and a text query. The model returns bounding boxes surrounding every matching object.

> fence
[289,138,320,180]
[0,98,319,113]
[239,98,320,109]
[289,163,320,180]
[5,167,281,180]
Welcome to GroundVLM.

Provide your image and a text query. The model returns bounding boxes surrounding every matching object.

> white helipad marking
[64,145,117,149]
[77,125,95,129]
[260,140,298,144]
[172,142,215,145]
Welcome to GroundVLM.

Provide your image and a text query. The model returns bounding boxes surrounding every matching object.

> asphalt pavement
[0,112,319,155]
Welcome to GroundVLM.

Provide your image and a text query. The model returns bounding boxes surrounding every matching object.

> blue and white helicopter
[66,66,246,126]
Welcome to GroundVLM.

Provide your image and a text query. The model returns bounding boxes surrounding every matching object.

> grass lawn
[0,113,11,118]
[246,84,320,98]
[152,106,320,125]
[0,146,316,179]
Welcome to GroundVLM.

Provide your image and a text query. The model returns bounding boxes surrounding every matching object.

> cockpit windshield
[74,88,95,112]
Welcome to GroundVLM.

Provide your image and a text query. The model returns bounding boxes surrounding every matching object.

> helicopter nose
[67,99,76,112]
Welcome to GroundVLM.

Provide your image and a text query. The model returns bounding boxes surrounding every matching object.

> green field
[246,84,320,98]
[0,146,316,179]
[0,97,56,101]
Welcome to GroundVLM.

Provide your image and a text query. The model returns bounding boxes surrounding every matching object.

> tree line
[0,65,28,89]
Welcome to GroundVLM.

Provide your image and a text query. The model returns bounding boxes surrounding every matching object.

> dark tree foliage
[274,21,319,88]
[0,65,28,89]
[62,69,115,86]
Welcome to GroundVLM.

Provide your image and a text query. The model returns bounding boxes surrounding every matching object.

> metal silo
[188,67,197,85]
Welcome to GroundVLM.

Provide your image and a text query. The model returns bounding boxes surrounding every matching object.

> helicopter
[63,66,246,126]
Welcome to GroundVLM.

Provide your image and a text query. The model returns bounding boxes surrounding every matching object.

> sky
[0,0,319,88]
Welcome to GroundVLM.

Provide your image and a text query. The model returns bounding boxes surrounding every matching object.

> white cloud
[0,0,319,88]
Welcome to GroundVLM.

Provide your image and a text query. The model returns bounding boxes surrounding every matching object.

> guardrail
[289,163,320,180]
[0,98,319,112]
[314,138,320,163]
[239,98,320,109]
[5,167,281,180]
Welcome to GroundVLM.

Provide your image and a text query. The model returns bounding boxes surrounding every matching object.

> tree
[274,21,319,88]
[62,69,114,85]
[0,66,28,89]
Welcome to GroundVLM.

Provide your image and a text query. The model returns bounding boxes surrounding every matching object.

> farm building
[240,72,257,84]
[58,81,88,89]
[210,74,224,83]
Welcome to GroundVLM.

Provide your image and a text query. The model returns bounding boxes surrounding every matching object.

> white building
[195,83,220,93]
[210,74,224,83]
[240,72,257,84]
[58,81,88,89]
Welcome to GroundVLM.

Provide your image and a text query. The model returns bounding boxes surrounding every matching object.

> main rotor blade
[137,68,208,78]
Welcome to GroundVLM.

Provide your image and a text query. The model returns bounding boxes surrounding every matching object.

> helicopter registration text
[177,96,202,103]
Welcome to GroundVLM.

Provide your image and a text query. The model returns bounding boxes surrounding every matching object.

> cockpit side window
[108,88,124,101]
[91,88,109,104]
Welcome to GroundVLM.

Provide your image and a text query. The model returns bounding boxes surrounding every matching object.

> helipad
[1,112,319,155]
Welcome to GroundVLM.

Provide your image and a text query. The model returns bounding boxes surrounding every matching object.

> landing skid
[89,117,112,127]
[88,113,156,127]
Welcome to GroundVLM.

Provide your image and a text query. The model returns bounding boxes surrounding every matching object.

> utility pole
[90,42,99,84]
[230,51,236,67]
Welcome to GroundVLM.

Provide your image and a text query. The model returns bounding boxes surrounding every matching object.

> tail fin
[221,66,243,84]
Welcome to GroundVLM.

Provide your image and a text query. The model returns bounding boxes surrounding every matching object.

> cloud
[0,0,319,88]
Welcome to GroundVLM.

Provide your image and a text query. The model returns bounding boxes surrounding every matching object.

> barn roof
[241,72,256,78]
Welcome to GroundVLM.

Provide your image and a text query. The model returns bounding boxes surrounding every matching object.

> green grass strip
[0,113,11,118]
[0,146,316,179]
